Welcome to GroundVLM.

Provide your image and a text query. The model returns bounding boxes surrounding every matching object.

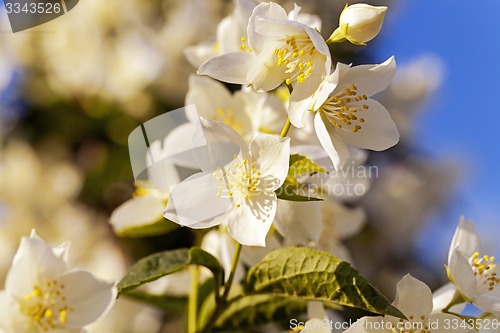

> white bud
[328,4,387,45]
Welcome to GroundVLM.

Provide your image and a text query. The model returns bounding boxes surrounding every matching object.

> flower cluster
[1,1,496,333]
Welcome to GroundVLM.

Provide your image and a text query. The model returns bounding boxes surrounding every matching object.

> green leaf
[275,184,323,202]
[123,290,187,314]
[213,295,308,331]
[116,218,179,238]
[287,154,327,185]
[245,247,405,319]
[117,247,224,294]
[275,154,326,202]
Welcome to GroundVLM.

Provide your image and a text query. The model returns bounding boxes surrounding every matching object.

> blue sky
[374,0,500,264]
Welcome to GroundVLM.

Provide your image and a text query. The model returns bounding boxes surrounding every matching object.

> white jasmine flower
[0,231,116,333]
[164,118,290,246]
[447,217,500,314]
[198,2,331,104]
[289,57,399,170]
[344,275,473,333]
[327,4,387,45]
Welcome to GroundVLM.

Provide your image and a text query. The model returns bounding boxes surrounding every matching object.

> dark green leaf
[245,247,405,319]
[118,247,224,294]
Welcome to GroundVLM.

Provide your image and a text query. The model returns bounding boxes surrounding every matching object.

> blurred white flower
[182,75,287,142]
[289,57,399,170]
[198,2,331,105]
[300,301,331,333]
[447,217,500,314]
[165,119,290,246]
[0,231,116,333]
[185,0,259,67]
[0,140,164,332]
[327,4,387,45]
[344,275,473,333]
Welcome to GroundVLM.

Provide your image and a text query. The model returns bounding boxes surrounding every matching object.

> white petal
[336,99,399,151]
[228,193,277,246]
[322,197,366,239]
[288,95,314,128]
[6,234,67,297]
[58,270,116,329]
[321,166,371,201]
[448,249,477,299]
[162,122,200,169]
[217,16,242,53]
[307,301,327,320]
[289,50,329,102]
[247,2,288,52]
[240,232,281,267]
[165,172,232,229]
[194,118,249,172]
[448,216,480,264]
[314,112,351,170]
[343,316,385,333]
[340,56,396,97]
[247,51,288,92]
[474,293,500,315]
[428,313,475,333]
[236,90,287,138]
[184,42,219,68]
[186,75,233,120]
[290,145,331,167]
[250,134,290,188]
[52,240,71,264]
[431,282,466,314]
[274,200,323,244]
[110,196,165,233]
[393,274,433,318]
[301,318,331,333]
[291,5,322,31]
[234,0,259,28]
[198,52,252,84]
[254,16,308,37]
[0,291,22,332]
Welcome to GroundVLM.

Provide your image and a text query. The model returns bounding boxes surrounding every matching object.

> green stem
[200,243,243,333]
[222,243,242,300]
[280,118,292,138]
[187,265,200,333]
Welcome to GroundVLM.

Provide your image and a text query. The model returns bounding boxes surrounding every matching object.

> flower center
[320,84,369,133]
[210,107,243,134]
[274,34,316,85]
[20,280,73,331]
[470,252,500,293]
[213,155,262,207]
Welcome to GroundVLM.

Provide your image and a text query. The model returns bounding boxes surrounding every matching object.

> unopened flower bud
[327,4,387,45]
